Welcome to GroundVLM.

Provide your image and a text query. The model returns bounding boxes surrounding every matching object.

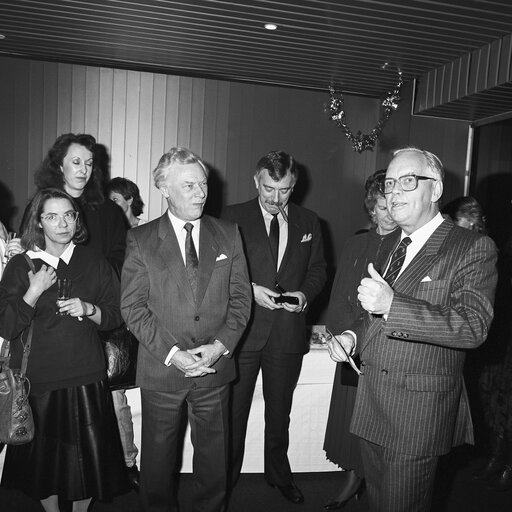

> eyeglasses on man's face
[40,211,79,226]
[383,174,436,194]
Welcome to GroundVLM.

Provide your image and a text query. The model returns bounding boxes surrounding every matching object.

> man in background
[223,150,326,504]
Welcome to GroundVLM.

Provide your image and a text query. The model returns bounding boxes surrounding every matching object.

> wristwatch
[86,304,97,317]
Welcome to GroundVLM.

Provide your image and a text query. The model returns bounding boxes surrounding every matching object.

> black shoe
[266,480,304,504]
[127,464,140,492]
[473,456,505,480]
[487,464,512,492]
[324,471,364,510]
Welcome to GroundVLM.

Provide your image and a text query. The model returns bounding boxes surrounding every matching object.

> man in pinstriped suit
[327,147,498,511]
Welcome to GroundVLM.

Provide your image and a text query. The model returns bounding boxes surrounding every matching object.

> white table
[126,344,339,473]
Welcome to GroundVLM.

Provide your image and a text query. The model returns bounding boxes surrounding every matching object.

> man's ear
[432,180,443,203]
[159,186,169,199]
[253,175,259,190]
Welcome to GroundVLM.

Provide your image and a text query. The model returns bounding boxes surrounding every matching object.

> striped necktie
[384,237,411,287]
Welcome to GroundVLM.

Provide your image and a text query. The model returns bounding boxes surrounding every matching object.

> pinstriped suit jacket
[350,220,498,456]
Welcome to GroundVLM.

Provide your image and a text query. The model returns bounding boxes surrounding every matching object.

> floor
[1,446,511,511]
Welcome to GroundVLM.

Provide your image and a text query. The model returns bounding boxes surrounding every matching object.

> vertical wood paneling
[57,63,72,135]
[190,79,205,156]
[111,69,128,177]
[137,72,154,206]
[70,66,87,133]
[28,61,45,186]
[213,81,230,177]
[13,61,31,202]
[98,68,114,159]
[42,62,59,151]
[124,71,141,181]
[164,75,180,152]
[84,67,100,137]
[148,73,167,220]
[176,77,193,150]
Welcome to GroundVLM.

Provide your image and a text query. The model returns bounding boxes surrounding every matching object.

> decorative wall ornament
[327,71,403,153]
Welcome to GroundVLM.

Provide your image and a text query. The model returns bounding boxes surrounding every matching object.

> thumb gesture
[367,262,386,283]
[357,263,394,315]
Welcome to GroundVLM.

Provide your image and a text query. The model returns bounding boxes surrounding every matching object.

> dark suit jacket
[120,213,251,392]
[350,219,498,456]
[223,198,326,353]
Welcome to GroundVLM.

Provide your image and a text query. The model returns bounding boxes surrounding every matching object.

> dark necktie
[384,237,412,287]
[269,213,279,268]
[184,222,198,297]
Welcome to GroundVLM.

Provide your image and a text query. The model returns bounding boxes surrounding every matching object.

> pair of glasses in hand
[324,327,363,376]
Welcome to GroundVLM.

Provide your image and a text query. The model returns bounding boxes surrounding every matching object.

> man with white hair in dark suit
[327,147,498,511]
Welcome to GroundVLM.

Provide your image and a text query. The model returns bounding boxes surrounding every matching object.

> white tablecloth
[126,346,339,473]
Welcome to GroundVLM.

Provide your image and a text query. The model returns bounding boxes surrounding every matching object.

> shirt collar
[258,200,288,222]
[167,210,201,234]
[403,212,444,245]
[26,242,76,268]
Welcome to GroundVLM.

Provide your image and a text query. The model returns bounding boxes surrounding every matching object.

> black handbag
[101,325,138,391]
[0,254,36,445]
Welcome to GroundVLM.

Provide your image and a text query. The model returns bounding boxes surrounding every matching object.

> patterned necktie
[269,213,279,268]
[384,237,412,287]
[184,222,198,297]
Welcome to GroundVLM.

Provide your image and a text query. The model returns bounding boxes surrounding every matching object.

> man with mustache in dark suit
[223,150,326,505]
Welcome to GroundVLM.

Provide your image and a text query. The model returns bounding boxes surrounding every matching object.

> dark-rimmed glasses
[40,211,79,226]
[384,175,436,194]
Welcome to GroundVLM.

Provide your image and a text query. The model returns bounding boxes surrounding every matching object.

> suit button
[194,316,200,321]
[381,369,388,375]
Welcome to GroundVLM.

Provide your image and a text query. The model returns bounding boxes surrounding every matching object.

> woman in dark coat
[30,133,127,275]
[323,170,398,509]
[0,188,127,512]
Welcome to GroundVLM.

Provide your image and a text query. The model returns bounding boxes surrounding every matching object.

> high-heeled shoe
[324,471,365,510]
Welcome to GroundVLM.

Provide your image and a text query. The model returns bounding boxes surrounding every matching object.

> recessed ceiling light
[264,23,278,31]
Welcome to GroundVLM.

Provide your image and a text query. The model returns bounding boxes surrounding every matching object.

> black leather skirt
[1,379,129,501]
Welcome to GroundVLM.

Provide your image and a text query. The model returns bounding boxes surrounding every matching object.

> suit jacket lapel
[393,220,452,294]
[157,214,195,305]
[361,220,453,352]
[196,216,219,306]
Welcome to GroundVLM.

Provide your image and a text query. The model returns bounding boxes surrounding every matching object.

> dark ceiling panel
[0,0,512,120]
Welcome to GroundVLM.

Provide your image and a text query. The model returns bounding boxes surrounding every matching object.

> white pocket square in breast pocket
[301,233,312,243]
[420,276,432,282]
[216,253,228,262]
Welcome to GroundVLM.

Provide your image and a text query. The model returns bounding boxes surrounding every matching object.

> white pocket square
[420,276,432,282]
[301,233,312,243]
[216,254,228,261]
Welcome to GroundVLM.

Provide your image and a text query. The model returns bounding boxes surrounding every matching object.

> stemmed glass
[56,278,72,315]
[2,232,17,265]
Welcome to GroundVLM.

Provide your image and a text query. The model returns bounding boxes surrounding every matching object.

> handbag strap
[20,254,36,377]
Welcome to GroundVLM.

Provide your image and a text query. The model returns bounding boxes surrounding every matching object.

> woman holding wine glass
[0,188,127,512]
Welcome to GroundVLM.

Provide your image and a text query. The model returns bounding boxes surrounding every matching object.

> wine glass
[2,232,17,265]
[56,278,72,315]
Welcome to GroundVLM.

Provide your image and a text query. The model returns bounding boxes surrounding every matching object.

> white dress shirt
[258,201,289,271]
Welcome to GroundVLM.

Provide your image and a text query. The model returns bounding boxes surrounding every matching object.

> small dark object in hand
[274,295,299,305]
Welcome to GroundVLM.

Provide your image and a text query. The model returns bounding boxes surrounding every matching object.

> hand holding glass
[2,232,17,264]
[56,278,72,315]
